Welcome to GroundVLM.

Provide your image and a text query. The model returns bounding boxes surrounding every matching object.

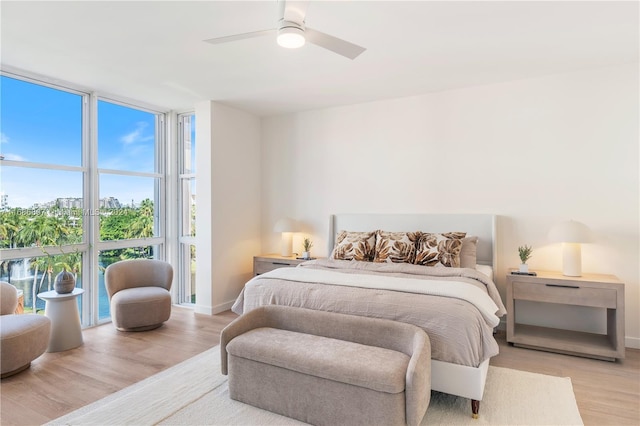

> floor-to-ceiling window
[0,71,167,326]
[177,113,196,304]
[0,74,86,318]
[95,99,166,321]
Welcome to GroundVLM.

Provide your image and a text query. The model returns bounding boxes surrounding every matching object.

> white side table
[37,288,84,352]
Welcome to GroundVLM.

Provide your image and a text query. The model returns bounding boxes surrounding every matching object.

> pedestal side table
[37,288,84,352]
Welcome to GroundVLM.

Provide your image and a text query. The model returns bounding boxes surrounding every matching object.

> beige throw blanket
[264,267,501,327]
[299,259,506,316]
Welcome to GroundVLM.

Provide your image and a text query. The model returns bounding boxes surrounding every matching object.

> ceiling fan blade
[204,29,276,45]
[305,27,366,60]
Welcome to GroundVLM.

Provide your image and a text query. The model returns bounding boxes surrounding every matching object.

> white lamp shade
[273,217,298,233]
[274,217,298,257]
[548,220,591,277]
[548,220,591,244]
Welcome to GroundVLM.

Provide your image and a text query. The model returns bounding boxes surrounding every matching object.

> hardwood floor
[0,306,237,426]
[1,307,638,425]
[491,330,640,425]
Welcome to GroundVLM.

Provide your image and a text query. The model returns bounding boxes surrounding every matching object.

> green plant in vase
[302,238,313,260]
[518,245,533,273]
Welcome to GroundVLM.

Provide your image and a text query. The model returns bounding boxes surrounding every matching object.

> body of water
[2,259,111,320]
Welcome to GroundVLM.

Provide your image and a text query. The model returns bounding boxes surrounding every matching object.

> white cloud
[1,153,26,161]
[120,122,154,145]
[0,133,27,161]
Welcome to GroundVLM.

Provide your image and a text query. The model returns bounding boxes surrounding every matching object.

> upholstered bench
[220,305,431,426]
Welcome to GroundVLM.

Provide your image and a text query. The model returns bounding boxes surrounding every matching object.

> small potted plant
[302,238,313,260]
[518,245,533,273]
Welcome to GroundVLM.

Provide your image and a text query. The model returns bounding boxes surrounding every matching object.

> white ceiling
[1,1,638,116]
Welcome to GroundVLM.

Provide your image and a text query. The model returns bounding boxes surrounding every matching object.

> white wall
[260,64,640,348]
[195,101,261,314]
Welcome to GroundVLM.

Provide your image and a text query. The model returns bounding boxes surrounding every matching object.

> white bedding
[475,264,493,281]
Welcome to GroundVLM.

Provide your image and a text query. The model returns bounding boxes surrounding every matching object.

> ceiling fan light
[277,26,305,49]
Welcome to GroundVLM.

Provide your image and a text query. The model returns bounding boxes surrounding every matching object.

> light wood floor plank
[1,307,638,425]
[491,330,640,425]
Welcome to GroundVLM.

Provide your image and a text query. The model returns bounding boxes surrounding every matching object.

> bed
[232,213,506,418]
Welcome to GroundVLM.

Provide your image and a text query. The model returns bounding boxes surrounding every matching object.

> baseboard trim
[625,336,640,349]
[212,300,235,315]
[190,300,237,316]
[193,305,213,316]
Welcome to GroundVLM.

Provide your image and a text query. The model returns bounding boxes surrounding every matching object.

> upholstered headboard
[328,214,497,269]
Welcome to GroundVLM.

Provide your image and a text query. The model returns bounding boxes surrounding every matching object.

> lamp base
[562,243,582,277]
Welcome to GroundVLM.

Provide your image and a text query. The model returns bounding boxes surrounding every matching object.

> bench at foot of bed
[220,305,432,426]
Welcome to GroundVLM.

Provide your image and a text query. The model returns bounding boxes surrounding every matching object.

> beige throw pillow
[460,236,479,268]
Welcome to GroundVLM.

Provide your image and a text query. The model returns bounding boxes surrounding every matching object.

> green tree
[127,198,154,239]
[47,214,71,246]
[41,250,57,291]
[100,208,137,241]
[56,248,82,280]
[63,207,83,243]
[30,255,53,311]
[17,213,70,248]
[18,215,51,247]
[1,208,25,248]
[0,221,8,241]
[99,208,138,258]
[0,209,26,282]
[190,202,196,237]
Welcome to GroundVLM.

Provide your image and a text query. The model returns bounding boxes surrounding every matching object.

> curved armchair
[105,259,174,332]
[1,282,51,378]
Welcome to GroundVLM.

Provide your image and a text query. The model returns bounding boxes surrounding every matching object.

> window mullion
[85,92,100,327]
[176,113,196,305]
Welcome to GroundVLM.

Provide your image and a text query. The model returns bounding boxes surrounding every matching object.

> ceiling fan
[203,0,366,60]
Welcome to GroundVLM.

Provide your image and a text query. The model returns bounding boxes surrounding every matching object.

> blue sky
[1,75,157,208]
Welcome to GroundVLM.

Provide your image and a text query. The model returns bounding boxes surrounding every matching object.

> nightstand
[506,270,625,361]
[253,254,309,276]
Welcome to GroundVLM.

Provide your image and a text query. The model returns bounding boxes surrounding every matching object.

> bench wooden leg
[471,399,480,419]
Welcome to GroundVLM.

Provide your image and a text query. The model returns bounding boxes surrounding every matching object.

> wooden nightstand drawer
[253,255,307,276]
[512,281,617,309]
[254,260,297,275]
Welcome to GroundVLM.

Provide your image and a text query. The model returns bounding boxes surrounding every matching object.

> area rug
[48,346,583,426]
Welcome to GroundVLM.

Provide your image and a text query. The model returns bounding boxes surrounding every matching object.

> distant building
[0,193,8,210]
[100,197,122,209]
[32,200,55,210]
[57,197,83,208]
[25,196,122,210]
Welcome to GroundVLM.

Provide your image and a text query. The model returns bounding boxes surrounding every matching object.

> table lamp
[548,220,591,277]
[274,217,298,257]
